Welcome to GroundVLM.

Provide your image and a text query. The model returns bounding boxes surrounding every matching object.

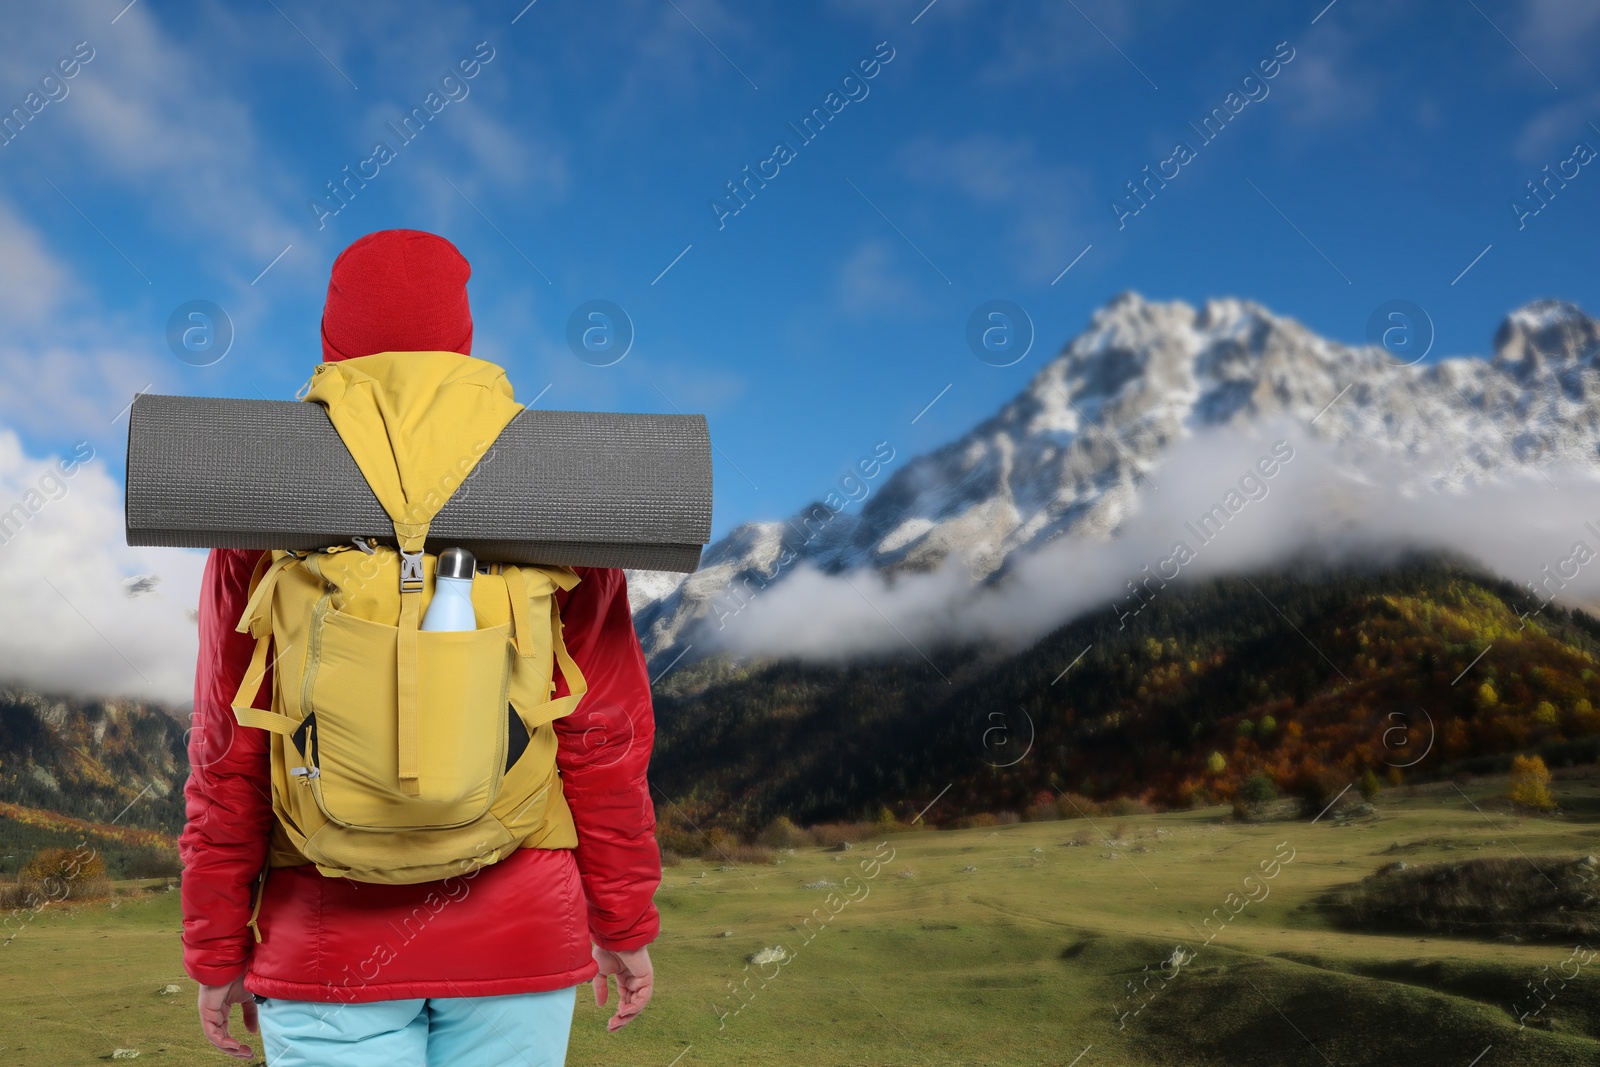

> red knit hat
[320,229,474,362]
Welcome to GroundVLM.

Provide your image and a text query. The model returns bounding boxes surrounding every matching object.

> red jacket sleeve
[553,567,662,952]
[179,548,275,986]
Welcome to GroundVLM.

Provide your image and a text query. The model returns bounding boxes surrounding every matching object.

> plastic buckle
[399,550,425,593]
[352,536,376,555]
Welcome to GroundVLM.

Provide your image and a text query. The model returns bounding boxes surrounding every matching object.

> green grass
[2,775,1598,1065]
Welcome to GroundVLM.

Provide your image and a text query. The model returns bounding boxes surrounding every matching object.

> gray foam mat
[125,394,711,572]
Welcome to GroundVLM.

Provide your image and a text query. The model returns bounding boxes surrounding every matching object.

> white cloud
[646,361,747,413]
[0,194,171,435]
[0,429,204,703]
[446,107,569,197]
[1518,0,1600,79]
[0,199,71,326]
[1513,91,1600,166]
[616,0,760,100]
[977,2,1141,88]
[705,425,1600,662]
[904,134,1035,205]
[0,334,167,436]
[899,133,1090,281]
[1271,28,1376,132]
[53,6,300,270]
[836,238,926,317]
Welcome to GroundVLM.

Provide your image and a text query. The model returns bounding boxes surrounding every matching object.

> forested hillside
[650,553,1600,837]
[0,692,185,877]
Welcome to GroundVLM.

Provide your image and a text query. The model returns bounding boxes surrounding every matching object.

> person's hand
[197,976,258,1059]
[591,943,653,1032]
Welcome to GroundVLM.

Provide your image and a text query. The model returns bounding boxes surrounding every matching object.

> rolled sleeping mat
[125,394,712,572]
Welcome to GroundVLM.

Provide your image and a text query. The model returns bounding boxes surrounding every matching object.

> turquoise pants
[256,986,578,1066]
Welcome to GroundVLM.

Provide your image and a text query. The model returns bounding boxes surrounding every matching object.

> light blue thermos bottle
[421,547,478,631]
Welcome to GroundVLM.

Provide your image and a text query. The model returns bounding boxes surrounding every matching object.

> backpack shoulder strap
[504,565,589,730]
[235,551,301,639]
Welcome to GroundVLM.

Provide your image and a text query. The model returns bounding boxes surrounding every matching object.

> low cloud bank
[0,429,203,704]
[704,424,1600,662]
[8,419,1598,701]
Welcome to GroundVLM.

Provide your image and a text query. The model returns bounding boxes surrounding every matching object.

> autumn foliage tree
[23,846,105,882]
[9,845,112,905]
[1507,754,1556,812]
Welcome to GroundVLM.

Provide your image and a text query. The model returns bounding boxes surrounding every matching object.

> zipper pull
[289,766,321,783]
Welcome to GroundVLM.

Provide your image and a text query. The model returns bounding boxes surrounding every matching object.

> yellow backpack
[229,352,588,887]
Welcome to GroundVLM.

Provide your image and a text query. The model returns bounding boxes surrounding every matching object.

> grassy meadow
[1,772,1597,1066]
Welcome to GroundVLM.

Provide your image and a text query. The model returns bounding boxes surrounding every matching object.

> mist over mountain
[627,294,1600,671]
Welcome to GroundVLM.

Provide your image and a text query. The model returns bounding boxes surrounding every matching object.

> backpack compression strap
[396,531,426,794]
[230,551,304,736]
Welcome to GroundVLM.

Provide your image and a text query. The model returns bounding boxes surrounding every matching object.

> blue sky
[2,0,1598,545]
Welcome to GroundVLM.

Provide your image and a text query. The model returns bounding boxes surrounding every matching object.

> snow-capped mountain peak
[628,293,1600,667]
[1492,299,1600,379]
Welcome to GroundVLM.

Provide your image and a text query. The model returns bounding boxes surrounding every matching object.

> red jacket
[179,547,661,1002]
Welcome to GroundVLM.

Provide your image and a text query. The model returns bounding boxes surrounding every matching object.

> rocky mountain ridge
[627,294,1600,668]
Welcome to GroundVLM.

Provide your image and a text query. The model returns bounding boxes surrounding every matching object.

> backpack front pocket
[302,608,513,831]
